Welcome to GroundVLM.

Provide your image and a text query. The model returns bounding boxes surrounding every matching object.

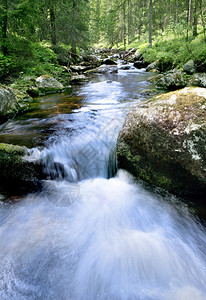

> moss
[145,88,206,126]
[0,143,41,194]
[0,143,26,155]
[117,140,205,196]
[116,87,206,198]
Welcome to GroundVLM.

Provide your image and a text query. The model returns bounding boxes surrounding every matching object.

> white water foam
[0,170,205,299]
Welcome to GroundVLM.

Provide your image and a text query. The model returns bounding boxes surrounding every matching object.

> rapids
[0,64,205,300]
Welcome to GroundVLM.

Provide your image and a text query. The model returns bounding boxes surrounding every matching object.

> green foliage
[0,54,22,79]
[139,33,206,71]
[32,43,57,64]
[0,36,62,81]
[6,35,32,58]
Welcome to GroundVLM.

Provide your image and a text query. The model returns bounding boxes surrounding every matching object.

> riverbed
[0,64,206,300]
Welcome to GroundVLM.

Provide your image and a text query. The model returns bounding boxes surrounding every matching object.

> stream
[0,64,206,300]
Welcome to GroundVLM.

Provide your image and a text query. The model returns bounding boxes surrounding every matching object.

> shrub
[0,54,22,80]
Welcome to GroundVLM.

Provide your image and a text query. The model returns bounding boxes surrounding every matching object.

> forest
[0,1,206,299]
[0,0,206,81]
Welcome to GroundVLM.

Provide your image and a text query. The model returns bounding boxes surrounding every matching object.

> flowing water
[0,64,206,300]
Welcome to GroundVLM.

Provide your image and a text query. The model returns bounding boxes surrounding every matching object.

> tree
[149,0,153,47]
[186,0,192,41]
[199,0,206,42]
[193,0,198,37]
[49,0,57,46]
[1,0,8,55]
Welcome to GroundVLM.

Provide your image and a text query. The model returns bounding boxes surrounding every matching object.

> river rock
[134,60,148,69]
[146,60,160,72]
[183,60,196,74]
[70,65,89,73]
[140,89,157,96]
[119,65,131,70]
[123,48,137,61]
[155,69,186,90]
[36,75,64,94]
[70,74,87,84]
[0,143,41,193]
[0,86,17,120]
[86,64,118,74]
[103,58,117,65]
[116,87,206,198]
[190,73,206,88]
[133,52,143,62]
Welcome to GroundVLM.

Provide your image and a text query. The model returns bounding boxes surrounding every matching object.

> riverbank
[0,44,120,121]
[0,66,206,299]
[1,30,206,121]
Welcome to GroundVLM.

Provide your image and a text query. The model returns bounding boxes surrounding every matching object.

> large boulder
[0,143,41,194]
[116,87,206,198]
[0,86,17,120]
[36,75,64,95]
[183,60,196,74]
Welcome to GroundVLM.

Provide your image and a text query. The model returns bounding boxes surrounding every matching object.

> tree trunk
[96,0,101,40]
[149,0,153,47]
[72,0,78,55]
[49,0,57,45]
[193,0,198,37]
[127,0,130,45]
[2,0,8,55]
[200,0,206,42]
[175,0,179,24]
[123,2,126,47]
[186,0,192,41]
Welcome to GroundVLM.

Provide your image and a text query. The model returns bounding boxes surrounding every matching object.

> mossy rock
[0,86,18,121]
[155,69,187,91]
[116,87,206,198]
[0,143,41,194]
[183,60,196,75]
[36,75,64,95]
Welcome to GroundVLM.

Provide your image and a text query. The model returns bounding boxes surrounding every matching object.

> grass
[124,30,206,72]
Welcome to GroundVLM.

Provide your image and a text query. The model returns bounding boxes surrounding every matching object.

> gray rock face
[155,69,186,90]
[36,75,64,94]
[0,86,17,118]
[183,60,196,74]
[116,87,206,198]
